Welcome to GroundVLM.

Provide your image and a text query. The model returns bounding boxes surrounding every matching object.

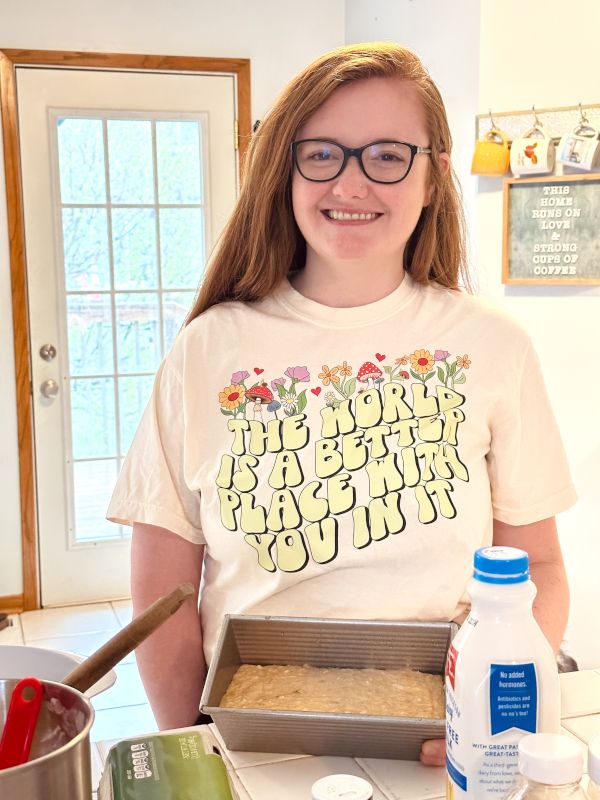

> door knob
[40,379,59,398]
[39,344,57,361]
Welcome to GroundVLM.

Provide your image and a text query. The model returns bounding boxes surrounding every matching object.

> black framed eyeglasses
[291,138,432,184]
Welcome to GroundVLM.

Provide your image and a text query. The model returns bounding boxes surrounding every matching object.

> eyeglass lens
[294,140,413,183]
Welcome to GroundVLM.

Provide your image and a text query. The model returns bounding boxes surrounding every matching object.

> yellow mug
[471,127,510,176]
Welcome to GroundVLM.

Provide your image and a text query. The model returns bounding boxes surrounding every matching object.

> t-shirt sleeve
[486,340,577,525]
[106,357,205,544]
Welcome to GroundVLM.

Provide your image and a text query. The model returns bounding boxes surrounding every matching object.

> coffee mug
[510,124,555,177]
[471,127,510,176]
[557,122,600,171]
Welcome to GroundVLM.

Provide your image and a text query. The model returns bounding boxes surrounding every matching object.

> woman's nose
[331,156,369,199]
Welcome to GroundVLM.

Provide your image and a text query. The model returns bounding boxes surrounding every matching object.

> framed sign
[502,173,600,284]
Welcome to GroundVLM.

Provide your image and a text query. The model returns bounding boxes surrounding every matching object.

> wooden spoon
[62,582,195,693]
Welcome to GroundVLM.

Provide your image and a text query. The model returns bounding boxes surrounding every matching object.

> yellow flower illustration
[456,354,471,369]
[338,360,352,377]
[395,355,409,365]
[219,383,246,410]
[319,364,341,386]
[410,349,434,374]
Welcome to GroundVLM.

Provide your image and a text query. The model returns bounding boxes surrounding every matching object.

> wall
[0,0,346,596]
[347,0,600,667]
[476,0,600,668]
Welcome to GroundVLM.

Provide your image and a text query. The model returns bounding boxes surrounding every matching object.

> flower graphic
[410,349,434,374]
[395,355,409,366]
[456,354,471,370]
[219,384,246,410]
[285,366,310,382]
[338,361,352,377]
[281,391,297,409]
[318,364,341,386]
[231,370,250,385]
[434,350,450,362]
[271,377,286,391]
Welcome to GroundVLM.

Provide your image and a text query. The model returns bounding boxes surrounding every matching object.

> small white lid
[311,773,373,799]
[518,733,584,785]
[589,733,600,782]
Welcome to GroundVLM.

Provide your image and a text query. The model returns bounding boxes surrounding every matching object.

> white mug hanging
[557,120,600,172]
[510,122,556,177]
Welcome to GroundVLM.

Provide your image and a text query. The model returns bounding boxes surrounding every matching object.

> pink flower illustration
[434,350,450,361]
[231,370,250,384]
[285,366,310,382]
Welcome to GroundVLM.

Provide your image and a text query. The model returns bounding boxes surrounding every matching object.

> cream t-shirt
[107,274,576,664]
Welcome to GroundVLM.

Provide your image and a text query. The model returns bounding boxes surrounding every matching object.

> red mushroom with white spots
[245,382,274,421]
[357,361,383,390]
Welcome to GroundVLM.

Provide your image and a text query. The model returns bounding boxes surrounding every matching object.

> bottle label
[446,644,458,690]
[446,659,540,797]
[489,662,537,734]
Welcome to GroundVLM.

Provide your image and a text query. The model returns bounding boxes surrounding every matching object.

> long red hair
[187,42,468,323]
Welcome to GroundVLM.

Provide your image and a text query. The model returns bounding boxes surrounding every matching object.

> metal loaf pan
[201,615,456,760]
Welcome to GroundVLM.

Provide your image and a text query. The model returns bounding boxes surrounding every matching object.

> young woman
[107,43,576,764]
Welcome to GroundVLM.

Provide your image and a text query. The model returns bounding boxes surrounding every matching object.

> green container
[99,731,235,800]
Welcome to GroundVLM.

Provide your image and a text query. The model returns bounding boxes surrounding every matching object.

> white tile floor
[1,601,158,745]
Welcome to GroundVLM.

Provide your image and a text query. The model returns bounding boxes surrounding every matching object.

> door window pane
[160,208,204,288]
[73,460,120,541]
[62,208,110,291]
[56,112,210,546]
[108,120,154,204]
[115,293,161,374]
[163,291,195,351]
[157,120,203,203]
[112,208,158,290]
[71,378,117,459]
[67,294,114,376]
[119,376,155,453]
[57,118,106,204]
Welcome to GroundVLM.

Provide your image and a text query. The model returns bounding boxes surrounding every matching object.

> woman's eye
[308,149,337,161]
[376,151,404,163]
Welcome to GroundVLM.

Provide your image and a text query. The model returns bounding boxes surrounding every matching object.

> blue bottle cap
[473,546,529,584]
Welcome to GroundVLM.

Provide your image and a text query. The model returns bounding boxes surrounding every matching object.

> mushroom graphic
[245,382,274,421]
[357,360,383,390]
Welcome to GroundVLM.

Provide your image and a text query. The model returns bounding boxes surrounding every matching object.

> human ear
[424,151,451,206]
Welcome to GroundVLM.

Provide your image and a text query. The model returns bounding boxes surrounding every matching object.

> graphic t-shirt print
[215,350,471,573]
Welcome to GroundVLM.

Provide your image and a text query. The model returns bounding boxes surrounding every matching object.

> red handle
[0,676,44,769]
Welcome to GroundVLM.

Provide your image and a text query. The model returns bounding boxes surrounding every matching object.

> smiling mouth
[324,210,382,221]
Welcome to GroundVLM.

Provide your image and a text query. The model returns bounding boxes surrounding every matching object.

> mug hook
[489,108,499,131]
[532,106,542,127]
[578,102,589,124]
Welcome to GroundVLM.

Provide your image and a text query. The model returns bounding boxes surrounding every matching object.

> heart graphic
[254,367,264,375]
[375,353,386,362]
[311,387,322,396]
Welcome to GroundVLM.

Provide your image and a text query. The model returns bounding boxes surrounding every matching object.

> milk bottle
[445,546,560,798]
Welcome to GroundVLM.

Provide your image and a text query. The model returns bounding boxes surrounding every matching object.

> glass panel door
[56,114,201,544]
[16,66,237,604]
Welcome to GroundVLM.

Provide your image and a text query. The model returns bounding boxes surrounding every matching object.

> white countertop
[95,669,600,800]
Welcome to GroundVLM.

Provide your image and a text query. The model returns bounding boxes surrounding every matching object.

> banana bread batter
[219,664,444,718]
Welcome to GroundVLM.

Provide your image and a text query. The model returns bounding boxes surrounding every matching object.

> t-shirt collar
[272,271,418,329]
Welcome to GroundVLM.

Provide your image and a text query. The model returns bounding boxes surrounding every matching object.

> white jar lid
[311,773,373,800]
[589,733,600,783]
[518,733,584,785]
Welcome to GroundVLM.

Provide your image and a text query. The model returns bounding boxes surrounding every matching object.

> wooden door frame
[0,49,251,611]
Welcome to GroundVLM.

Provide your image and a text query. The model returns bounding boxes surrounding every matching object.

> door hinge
[234,119,239,151]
